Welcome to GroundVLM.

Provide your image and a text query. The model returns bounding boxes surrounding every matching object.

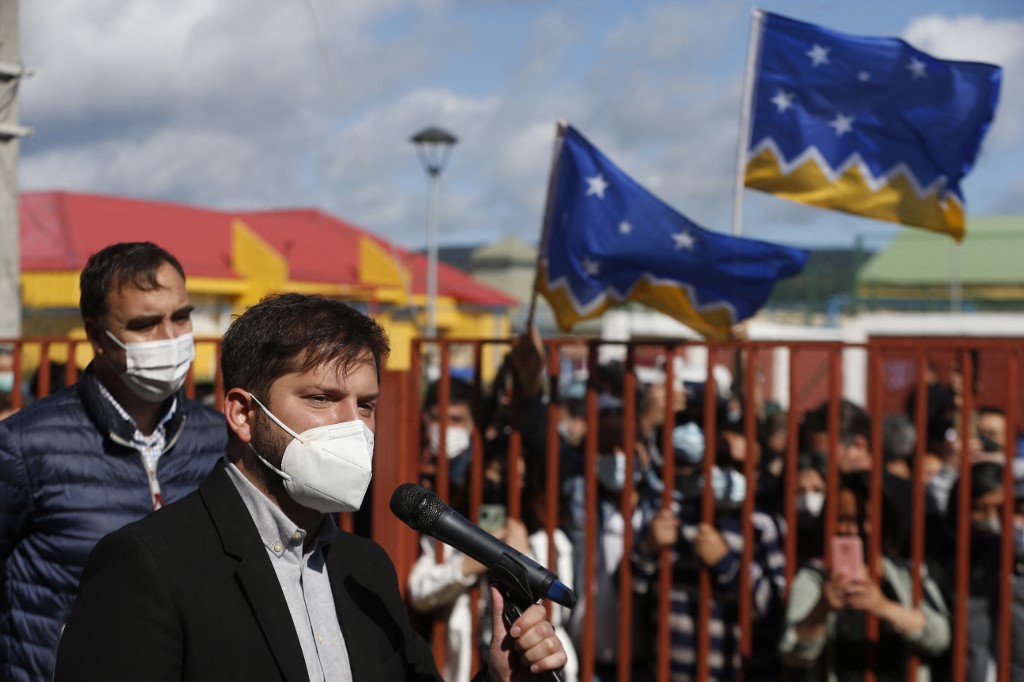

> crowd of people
[410,336,1024,682]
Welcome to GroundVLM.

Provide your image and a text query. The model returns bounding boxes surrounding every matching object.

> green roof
[860,216,1024,286]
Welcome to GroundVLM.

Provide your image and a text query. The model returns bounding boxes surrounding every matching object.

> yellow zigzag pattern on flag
[745,145,964,241]
[537,263,737,339]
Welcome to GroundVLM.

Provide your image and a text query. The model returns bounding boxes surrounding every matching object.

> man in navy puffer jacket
[0,242,228,682]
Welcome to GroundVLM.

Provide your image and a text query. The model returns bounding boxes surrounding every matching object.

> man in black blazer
[54,293,567,681]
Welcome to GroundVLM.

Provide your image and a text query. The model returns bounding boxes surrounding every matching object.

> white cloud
[14,1,1024,257]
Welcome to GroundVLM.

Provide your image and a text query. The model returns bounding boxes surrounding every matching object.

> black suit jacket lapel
[326,539,375,680]
[200,465,310,682]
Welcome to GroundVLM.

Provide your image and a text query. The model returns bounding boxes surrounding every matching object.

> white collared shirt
[225,460,353,682]
[96,380,175,509]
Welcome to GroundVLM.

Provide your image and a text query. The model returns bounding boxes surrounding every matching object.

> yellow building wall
[22,271,80,309]
[375,314,419,372]
[230,219,289,311]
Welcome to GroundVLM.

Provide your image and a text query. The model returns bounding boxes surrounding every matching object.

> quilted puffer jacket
[0,365,228,682]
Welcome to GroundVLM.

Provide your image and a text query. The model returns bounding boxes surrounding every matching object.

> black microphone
[390,483,577,609]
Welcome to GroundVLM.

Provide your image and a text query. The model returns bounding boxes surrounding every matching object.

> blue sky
[18,0,1024,254]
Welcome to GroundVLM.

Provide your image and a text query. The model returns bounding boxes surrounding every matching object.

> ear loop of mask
[246,393,301,482]
[248,393,304,441]
[105,329,128,349]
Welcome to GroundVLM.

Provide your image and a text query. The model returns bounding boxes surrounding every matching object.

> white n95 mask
[428,423,471,459]
[105,330,195,402]
[796,491,825,517]
[248,394,374,513]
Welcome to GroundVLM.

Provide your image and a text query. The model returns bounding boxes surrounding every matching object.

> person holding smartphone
[780,471,950,681]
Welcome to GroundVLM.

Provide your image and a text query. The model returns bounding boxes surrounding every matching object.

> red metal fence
[2,335,1021,681]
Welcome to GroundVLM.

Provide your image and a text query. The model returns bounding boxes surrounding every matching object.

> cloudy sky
[16,0,1024,254]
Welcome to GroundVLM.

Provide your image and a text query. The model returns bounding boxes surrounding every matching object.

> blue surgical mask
[0,371,13,393]
[672,422,705,464]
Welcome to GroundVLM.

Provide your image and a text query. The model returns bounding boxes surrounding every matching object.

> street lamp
[411,126,457,339]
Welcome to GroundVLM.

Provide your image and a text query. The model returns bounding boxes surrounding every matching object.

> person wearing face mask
[0,345,16,420]
[421,376,476,493]
[782,472,950,681]
[946,462,1024,681]
[632,419,787,682]
[54,293,567,682]
[795,451,828,564]
[0,242,227,682]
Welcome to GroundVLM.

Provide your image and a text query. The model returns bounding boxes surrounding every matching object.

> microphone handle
[497,584,564,682]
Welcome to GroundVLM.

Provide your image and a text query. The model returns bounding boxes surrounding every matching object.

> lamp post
[411,126,457,339]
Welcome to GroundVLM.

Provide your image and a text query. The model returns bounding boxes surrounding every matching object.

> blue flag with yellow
[537,124,807,339]
[745,11,1002,241]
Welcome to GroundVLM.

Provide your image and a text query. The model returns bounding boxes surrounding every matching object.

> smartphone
[477,504,507,533]
[831,536,864,579]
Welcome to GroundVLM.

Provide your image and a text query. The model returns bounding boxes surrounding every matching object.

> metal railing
[2,334,1021,681]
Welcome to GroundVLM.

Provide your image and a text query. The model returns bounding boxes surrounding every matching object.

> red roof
[20,191,236,279]
[233,209,365,284]
[20,191,517,308]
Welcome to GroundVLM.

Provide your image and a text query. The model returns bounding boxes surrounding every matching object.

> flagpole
[526,118,568,332]
[731,9,765,237]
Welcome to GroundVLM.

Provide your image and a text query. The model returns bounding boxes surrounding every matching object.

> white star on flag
[618,220,632,235]
[581,256,601,276]
[806,44,830,67]
[771,88,794,113]
[672,230,695,250]
[828,113,854,137]
[907,57,927,80]
[585,174,608,199]
[857,71,871,82]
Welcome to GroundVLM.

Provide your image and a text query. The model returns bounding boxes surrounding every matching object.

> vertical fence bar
[580,341,600,682]
[469,340,485,676]
[507,347,524,523]
[544,341,563,626]
[739,345,757,662]
[617,345,636,682]
[905,346,929,679]
[65,342,79,385]
[823,347,841,565]
[996,348,1017,681]
[10,340,23,410]
[951,349,974,682]
[865,344,883,682]
[783,346,799,590]
[37,342,51,398]
[540,339,565,622]
[696,344,718,682]
[655,345,678,682]
[430,342,452,672]
[917,348,933,647]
